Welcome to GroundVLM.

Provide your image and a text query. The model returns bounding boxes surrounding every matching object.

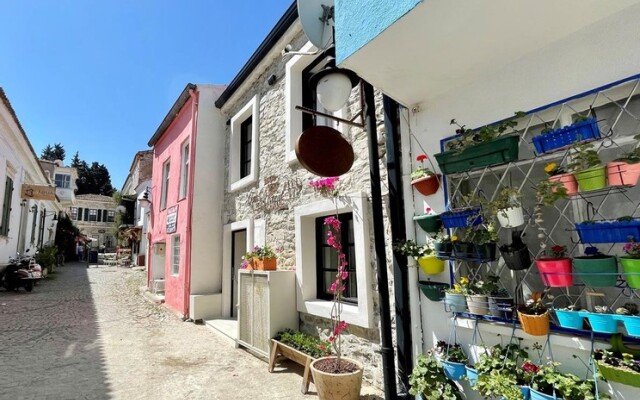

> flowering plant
[445,276,470,295]
[240,245,279,268]
[539,244,566,259]
[434,229,451,244]
[623,238,640,259]
[517,292,547,316]
[543,162,566,177]
[392,239,434,259]
[411,154,435,180]
[309,176,339,197]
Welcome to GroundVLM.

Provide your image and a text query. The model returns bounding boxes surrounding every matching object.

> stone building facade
[216,16,395,387]
[72,194,118,251]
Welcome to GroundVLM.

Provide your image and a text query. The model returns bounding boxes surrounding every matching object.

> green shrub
[35,244,58,274]
[273,329,331,359]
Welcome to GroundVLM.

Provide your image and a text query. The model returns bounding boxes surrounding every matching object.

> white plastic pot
[497,207,525,228]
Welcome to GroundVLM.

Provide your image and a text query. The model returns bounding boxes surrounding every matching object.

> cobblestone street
[0,262,329,400]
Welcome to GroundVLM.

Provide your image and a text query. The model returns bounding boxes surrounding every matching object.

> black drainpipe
[362,81,398,400]
[383,95,412,398]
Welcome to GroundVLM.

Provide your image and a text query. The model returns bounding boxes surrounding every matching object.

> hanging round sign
[295,125,354,177]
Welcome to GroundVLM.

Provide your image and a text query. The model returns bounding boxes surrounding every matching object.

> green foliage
[35,244,58,274]
[531,361,607,400]
[467,223,498,245]
[614,134,640,163]
[40,143,66,161]
[54,214,79,260]
[273,329,331,359]
[72,151,115,196]
[392,240,433,259]
[433,229,451,244]
[408,353,461,400]
[244,245,277,260]
[446,112,526,151]
[567,141,601,172]
[536,180,568,206]
[434,340,468,364]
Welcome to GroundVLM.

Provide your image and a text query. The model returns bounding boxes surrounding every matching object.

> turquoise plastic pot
[554,309,584,330]
[615,314,640,337]
[465,366,478,385]
[530,388,558,400]
[445,293,467,313]
[521,386,531,400]
[583,311,618,334]
[442,360,466,381]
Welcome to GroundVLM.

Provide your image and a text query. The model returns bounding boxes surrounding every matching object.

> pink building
[147,83,226,319]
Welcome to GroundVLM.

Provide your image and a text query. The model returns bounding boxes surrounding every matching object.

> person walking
[76,242,84,261]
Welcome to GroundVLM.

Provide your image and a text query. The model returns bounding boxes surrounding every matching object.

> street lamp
[310,63,360,112]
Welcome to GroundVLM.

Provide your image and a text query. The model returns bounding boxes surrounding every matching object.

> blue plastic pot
[445,293,467,313]
[441,208,482,228]
[465,366,478,385]
[554,309,584,330]
[583,311,619,334]
[530,388,558,400]
[521,386,531,400]
[575,220,640,243]
[442,360,466,380]
[532,118,599,154]
[615,314,640,337]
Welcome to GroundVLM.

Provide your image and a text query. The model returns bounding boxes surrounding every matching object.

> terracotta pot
[310,357,363,400]
[535,258,573,287]
[254,257,276,271]
[518,310,550,336]
[608,161,640,187]
[411,174,441,196]
[549,173,578,196]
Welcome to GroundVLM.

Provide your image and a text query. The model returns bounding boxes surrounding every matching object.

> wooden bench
[268,339,315,394]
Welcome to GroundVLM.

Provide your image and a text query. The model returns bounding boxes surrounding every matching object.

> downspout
[383,95,412,398]
[183,88,199,319]
[363,81,398,400]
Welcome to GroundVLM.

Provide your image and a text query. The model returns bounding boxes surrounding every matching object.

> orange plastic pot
[549,173,578,196]
[411,174,441,196]
[518,310,550,336]
[254,257,277,271]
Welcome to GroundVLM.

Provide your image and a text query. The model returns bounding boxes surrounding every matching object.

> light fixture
[138,189,151,209]
[310,63,360,112]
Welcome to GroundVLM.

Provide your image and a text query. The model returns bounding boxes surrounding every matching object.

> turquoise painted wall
[335,0,421,64]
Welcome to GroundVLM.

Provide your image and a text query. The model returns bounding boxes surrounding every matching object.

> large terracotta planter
[608,161,640,187]
[549,173,578,196]
[518,310,550,336]
[255,257,277,271]
[310,357,363,400]
[535,258,573,287]
[411,174,441,196]
[417,255,445,275]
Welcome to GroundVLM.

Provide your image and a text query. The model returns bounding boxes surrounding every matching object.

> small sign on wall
[21,184,56,201]
[166,205,178,234]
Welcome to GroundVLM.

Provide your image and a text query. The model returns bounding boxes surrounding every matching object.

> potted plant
[433,229,452,257]
[451,230,474,259]
[491,187,526,228]
[434,113,525,174]
[393,239,445,275]
[411,154,442,196]
[444,277,469,313]
[470,223,498,260]
[414,206,442,234]
[614,303,640,337]
[486,275,514,319]
[535,245,573,287]
[543,162,577,197]
[530,361,605,400]
[309,214,363,400]
[532,115,600,154]
[517,293,550,336]
[594,348,640,388]
[608,133,640,186]
[621,238,640,289]
[474,343,533,399]
[500,231,532,271]
[554,304,585,330]
[440,207,482,229]
[434,340,469,381]
[567,141,606,192]
[571,246,618,287]
[409,352,462,400]
[466,279,491,316]
[575,216,640,244]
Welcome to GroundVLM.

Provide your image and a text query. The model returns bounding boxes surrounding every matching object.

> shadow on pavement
[0,262,111,399]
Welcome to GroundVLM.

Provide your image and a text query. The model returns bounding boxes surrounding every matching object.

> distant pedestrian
[76,242,84,261]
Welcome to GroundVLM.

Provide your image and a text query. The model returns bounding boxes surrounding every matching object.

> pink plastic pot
[536,258,573,287]
[549,173,578,196]
[608,161,640,187]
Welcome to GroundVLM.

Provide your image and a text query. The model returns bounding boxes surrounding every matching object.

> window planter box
[572,255,618,287]
[269,339,316,394]
[452,241,473,258]
[488,296,514,319]
[418,281,450,301]
[440,208,482,228]
[597,360,640,388]
[613,314,640,337]
[254,257,277,271]
[583,312,618,334]
[434,242,453,257]
[575,220,640,243]
[413,214,442,233]
[531,118,599,154]
[434,135,520,174]
[472,242,497,261]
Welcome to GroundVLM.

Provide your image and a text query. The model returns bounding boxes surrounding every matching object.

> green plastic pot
[573,255,618,287]
[413,214,442,233]
[434,135,520,174]
[418,281,450,301]
[621,257,640,288]
[597,360,640,388]
[574,165,607,191]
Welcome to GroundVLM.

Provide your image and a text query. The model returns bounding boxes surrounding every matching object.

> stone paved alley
[0,263,381,400]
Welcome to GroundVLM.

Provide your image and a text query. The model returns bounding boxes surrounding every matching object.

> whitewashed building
[120,150,152,266]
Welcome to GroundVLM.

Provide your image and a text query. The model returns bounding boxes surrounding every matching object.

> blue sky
[0,0,293,188]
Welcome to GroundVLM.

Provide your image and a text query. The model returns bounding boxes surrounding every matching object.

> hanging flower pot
[466,295,489,315]
[413,214,442,233]
[532,118,600,154]
[418,281,450,302]
[530,387,559,400]
[535,258,573,287]
[573,255,618,287]
[441,360,466,381]
[411,174,441,196]
[465,366,479,386]
[621,257,640,288]
[445,292,467,313]
[548,173,578,196]
[614,314,640,337]
[554,309,585,330]
[440,208,482,228]
[497,206,525,228]
[517,310,550,336]
[500,244,531,271]
[417,255,445,275]
[574,165,607,191]
[607,161,640,187]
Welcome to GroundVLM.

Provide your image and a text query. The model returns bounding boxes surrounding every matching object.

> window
[83,208,89,221]
[229,95,259,192]
[88,209,97,222]
[77,207,83,221]
[179,141,190,199]
[240,117,252,179]
[97,209,102,222]
[30,205,38,244]
[107,210,115,223]
[0,176,13,236]
[171,234,181,275]
[54,174,71,189]
[160,160,170,209]
[315,213,357,303]
[70,207,78,220]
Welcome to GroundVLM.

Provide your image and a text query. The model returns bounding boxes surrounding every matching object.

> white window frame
[294,192,374,328]
[179,140,190,200]
[285,41,348,165]
[54,173,71,189]
[229,94,260,192]
[160,159,170,210]
[88,209,97,222]
[171,234,181,275]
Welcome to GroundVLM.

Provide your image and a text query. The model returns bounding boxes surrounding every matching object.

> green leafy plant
[392,240,433,259]
[474,343,532,400]
[409,352,461,400]
[536,179,568,206]
[434,340,468,364]
[446,112,526,151]
[614,133,640,163]
[433,229,451,244]
[411,154,435,179]
[616,302,639,315]
[531,361,607,400]
[518,293,547,316]
[567,141,601,172]
[594,348,640,373]
[274,329,331,359]
[35,244,58,274]
[467,223,498,245]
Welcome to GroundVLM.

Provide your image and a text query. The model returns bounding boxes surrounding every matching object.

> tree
[71,151,115,196]
[40,143,66,161]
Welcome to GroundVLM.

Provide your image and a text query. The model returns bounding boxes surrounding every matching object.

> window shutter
[84,208,89,221]
[1,177,13,235]
[97,209,102,221]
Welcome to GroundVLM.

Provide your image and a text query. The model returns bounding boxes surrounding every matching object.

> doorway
[230,229,247,318]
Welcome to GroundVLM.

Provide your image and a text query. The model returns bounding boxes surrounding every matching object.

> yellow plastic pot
[417,255,445,275]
